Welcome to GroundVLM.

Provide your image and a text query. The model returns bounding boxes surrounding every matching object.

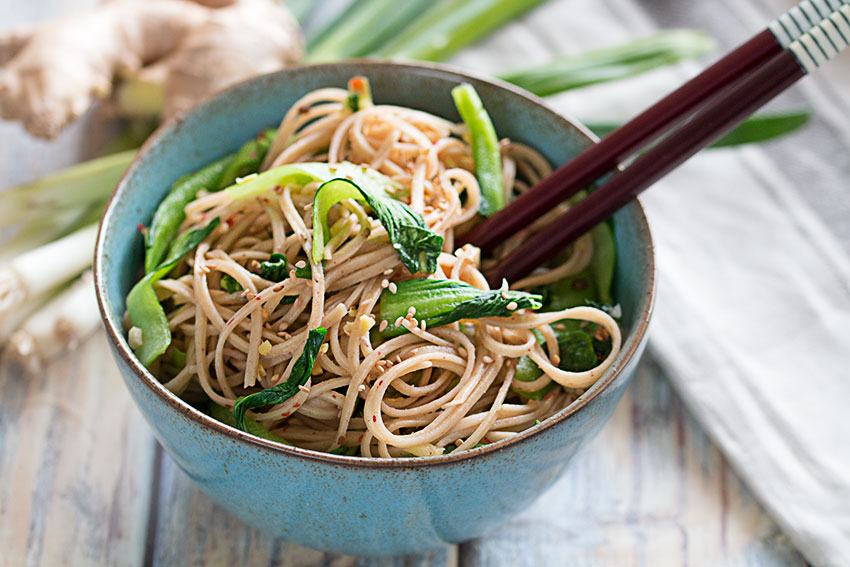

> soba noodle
[138,80,622,458]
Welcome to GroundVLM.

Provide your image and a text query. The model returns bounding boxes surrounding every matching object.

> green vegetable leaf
[379,278,541,337]
[260,253,288,282]
[223,161,442,273]
[313,178,442,274]
[220,274,243,293]
[452,83,504,216]
[145,130,275,273]
[208,403,290,444]
[128,218,220,366]
[232,328,327,431]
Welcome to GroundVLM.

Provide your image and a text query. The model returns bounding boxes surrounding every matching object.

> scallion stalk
[8,271,101,371]
[306,0,432,61]
[372,0,547,62]
[499,30,716,97]
[0,223,98,316]
[0,150,135,226]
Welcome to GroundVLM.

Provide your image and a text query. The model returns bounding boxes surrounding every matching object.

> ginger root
[0,0,303,139]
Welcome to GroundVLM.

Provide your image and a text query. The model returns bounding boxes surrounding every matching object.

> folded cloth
[454,0,850,563]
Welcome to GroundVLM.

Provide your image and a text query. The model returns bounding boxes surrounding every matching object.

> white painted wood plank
[0,332,156,567]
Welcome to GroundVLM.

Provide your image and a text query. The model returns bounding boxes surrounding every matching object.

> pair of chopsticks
[462,0,850,287]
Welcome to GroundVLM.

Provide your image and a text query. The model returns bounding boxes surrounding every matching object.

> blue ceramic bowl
[94,60,655,556]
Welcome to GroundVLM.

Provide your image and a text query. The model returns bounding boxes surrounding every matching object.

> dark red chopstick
[459,30,781,254]
[484,49,805,287]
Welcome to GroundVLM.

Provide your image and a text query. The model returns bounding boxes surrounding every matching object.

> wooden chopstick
[461,0,849,256]
[482,4,850,287]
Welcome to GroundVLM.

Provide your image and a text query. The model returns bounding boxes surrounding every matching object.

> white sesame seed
[381,279,389,289]
[394,316,404,328]
[379,320,388,332]
[483,355,494,364]
[506,301,518,310]
[383,269,394,275]
[388,283,397,294]
[295,260,306,268]
[298,385,310,393]
[420,320,427,331]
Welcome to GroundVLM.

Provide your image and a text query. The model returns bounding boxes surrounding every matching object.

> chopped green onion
[451,83,504,216]
[344,76,373,113]
[259,253,288,282]
[220,274,243,294]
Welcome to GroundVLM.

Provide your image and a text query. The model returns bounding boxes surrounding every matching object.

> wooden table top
[0,1,808,565]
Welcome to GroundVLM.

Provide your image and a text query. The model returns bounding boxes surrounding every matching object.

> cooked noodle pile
[152,84,622,457]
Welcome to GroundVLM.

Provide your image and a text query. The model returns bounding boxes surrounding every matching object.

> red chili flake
[137,223,147,232]
[350,77,365,90]
[282,413,290,418]
[200,213,208,220]
[544,392,554,400]
[377,380,383,386]
[372,415,377,422]
[255,295,262,301]
[293,403,300,408]
[338,435,346,444]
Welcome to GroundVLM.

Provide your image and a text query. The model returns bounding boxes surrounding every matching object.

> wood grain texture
[0,0,808,565]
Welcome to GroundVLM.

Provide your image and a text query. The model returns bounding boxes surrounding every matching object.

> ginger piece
[0,0,303,139]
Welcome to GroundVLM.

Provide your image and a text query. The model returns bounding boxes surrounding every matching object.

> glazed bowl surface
[94,60,655,556]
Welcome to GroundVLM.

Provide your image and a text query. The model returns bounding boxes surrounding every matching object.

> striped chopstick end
[790,4,850,72]
[769,0,849,48]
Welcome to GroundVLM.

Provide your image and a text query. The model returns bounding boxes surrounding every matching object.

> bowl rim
[94,58,656,469]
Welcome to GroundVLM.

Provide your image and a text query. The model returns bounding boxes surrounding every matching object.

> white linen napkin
[454,0,850,563]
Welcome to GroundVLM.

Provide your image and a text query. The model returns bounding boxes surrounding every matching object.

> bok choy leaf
[224,162,442,275]
[127,218,220,366]
[232,327,327,431]
[379,279,542,337]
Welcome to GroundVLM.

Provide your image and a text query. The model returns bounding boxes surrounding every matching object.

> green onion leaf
[208,402,290,444]
[128,218,220,366]
[306,0,432,61]
[585,110,810,149]
[379,278,541,337]
[372,0,547,62]
[232,328,327,431]
[259,253,288,282]
[499,30,716,97]
[451,83,504,216]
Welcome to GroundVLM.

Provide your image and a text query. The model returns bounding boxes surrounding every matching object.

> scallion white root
[0,223,98,314]
[7,272,101,371]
